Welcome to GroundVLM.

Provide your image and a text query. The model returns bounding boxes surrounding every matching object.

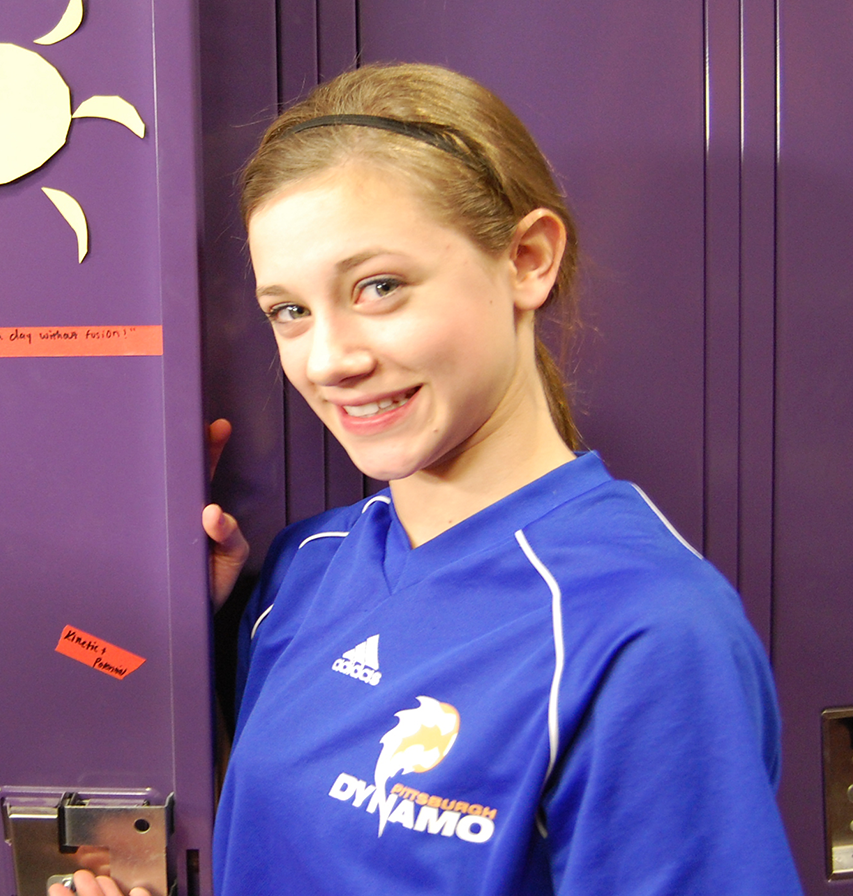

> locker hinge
[1,788,174,896]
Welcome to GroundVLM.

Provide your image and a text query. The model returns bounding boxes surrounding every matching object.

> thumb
[203,503,250,610]
[202,503,246,550]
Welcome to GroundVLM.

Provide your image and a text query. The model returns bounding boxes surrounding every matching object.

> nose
[305,313,375,386]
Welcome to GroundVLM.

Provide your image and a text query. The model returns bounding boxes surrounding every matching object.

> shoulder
[517,466,783,782]
[244,491,392,633]
[264,492,391,577]
[539,471,763,675]
[234,492,392,712]
[517,467,731,620]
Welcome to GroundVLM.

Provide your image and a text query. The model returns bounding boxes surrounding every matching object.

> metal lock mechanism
[1,788,173,896]
[822,708,853,879]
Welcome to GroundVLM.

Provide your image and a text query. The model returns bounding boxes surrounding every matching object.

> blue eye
[266,303,309,324]
[359,277,402,301]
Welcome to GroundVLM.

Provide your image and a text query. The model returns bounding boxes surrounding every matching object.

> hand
[203,419,250,611]
[48,869,150,896]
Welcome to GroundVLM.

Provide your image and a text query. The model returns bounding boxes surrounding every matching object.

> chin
[340,427,480,484]
[350,459,417,484]
[342,444,432,484]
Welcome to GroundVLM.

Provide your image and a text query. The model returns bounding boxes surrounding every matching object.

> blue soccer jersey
[214,452,803,895]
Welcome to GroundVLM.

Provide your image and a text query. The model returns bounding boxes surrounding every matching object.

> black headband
[280,114,507,201]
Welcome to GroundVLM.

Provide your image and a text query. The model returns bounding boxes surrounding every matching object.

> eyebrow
[255,248,404,301]
[256,284,292,302]
[337,249,391,273]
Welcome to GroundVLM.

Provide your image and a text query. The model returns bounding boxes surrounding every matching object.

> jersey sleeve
[543,603,803,896]
[233,500,371,721]
[234,525,304,718]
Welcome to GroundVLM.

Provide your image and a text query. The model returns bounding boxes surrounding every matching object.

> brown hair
[242,63,580,448]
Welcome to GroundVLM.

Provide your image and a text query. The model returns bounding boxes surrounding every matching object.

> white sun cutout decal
[0,0,146,262]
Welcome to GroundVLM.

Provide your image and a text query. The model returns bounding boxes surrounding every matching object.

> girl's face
[248,164,543,483]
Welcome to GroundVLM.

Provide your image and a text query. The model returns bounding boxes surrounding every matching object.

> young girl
[57,63,803,896]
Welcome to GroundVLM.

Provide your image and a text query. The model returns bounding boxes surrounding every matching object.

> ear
[508,209,566,312]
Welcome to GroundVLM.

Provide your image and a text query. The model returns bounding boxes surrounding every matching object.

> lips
[342,387,418,419]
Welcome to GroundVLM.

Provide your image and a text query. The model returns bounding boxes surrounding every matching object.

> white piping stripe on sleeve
[630,484,703,559]
[362,494,391,512]
[250,604,274,640]
[253,530,349,640]
[298,530,349,549]
[515,529,564,786]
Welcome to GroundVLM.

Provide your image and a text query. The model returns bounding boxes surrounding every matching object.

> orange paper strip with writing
[55,625,146,680]
[0,325,163,357]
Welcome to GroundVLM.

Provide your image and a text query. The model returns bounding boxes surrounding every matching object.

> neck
[389,401,575,548]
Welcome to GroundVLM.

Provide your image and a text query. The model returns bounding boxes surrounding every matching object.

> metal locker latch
[822,708,853,879]
[1,788,174,896]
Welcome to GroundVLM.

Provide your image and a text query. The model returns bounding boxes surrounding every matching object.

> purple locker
[773,1,853,890]
[0,0,213,892]
[199,0,285,568]
[274,0,367,525]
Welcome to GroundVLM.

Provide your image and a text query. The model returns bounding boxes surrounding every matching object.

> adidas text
[332,657,382,686]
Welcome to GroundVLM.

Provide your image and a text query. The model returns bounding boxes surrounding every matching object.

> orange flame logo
[374,696,459,835]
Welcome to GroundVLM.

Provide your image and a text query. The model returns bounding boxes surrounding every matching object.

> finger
[94,876,128,896]
[76,845,111,877]
[46,870,150,896]
[208,418,232,481]
[64,870,104,896]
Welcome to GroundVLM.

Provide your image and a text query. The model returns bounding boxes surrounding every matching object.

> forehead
[251,163,427,230]
[247,163,469,271]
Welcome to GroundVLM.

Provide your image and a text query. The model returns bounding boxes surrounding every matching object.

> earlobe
[509,209,566,311]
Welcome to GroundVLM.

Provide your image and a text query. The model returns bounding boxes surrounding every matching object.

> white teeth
[345,402,382,418]
[344,391,413,418]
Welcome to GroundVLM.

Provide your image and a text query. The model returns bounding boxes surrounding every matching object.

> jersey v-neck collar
[379,451,611,592]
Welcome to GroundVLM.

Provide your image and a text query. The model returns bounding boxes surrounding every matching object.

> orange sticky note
[0,325,163,358]
[55,625,146,680]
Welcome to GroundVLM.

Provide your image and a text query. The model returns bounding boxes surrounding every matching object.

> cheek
[382,293,492,364]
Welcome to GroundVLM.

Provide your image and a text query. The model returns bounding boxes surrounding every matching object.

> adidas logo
[332,634,382,686]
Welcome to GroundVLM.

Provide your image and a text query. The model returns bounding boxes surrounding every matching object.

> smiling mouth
[342,388,418,418]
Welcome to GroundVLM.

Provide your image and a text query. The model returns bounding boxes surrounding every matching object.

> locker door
[1,1,210,892]
[773,1,853,890]
[358,0,709,559]
[271,0,368,524]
